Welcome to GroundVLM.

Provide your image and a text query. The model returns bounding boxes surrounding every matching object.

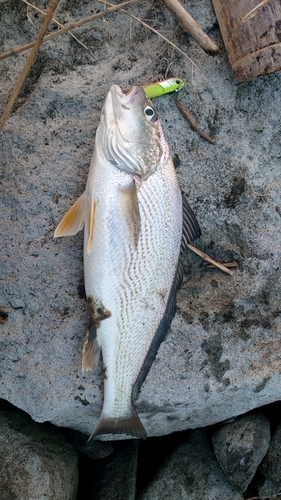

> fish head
[100,85,167,179]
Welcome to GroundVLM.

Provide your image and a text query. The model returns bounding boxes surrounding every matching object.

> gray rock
[257,421,281,498]
[140,429,243,500]
[0,408,78,500]
[66,429,114,460]
[1,0,281,438]
[257,478,280,500]
[212,411,270,492]
[86,440,139,500]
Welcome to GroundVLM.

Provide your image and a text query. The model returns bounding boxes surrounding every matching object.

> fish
[54,84,201,439]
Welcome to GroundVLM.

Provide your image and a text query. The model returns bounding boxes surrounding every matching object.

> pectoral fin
[118,182,140,248]
[54,193,86,237]
[86,196,97,254]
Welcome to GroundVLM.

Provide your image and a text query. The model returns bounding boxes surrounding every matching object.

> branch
[175,99,216,144]
[97,0,198,68]
[0,0,139,62]
[187,244,234,276]
[159,0,218,53]
[0,0,61,131]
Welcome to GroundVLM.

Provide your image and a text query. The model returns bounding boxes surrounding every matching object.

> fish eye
[144,105,157,122]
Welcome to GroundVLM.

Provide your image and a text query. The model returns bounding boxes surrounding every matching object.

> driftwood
[159,0,218,54]
[212,0,281,81]
[242,0,271,21]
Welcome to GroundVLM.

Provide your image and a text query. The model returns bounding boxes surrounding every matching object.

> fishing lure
[141,77,185,98]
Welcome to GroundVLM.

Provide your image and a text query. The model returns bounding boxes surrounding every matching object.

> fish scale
[54,84,201,439]
[89,158,182,436]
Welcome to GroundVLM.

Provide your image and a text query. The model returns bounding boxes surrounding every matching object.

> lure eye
[144,105,158,123]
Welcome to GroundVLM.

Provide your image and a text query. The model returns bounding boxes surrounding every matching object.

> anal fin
[82,324,100,372]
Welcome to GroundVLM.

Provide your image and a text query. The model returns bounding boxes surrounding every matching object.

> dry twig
[187,244,234,276]
[203,261,238,270]
[159,0,218,53]
[175,98,216,144]
[97,0,199,69]
[0,0,139,62]
[22,0,96,58]
[0,0,61,130]
[242,0,271,21]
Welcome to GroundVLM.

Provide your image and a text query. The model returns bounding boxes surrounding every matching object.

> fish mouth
[111,85,141,109]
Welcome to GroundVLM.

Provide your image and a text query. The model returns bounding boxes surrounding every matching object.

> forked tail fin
[89,407,147,441]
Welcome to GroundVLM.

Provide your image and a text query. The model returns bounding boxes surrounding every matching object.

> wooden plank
[212,0,281,81]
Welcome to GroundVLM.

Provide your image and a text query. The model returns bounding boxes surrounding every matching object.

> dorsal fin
[182,195,201,248]
[54,193,86,237]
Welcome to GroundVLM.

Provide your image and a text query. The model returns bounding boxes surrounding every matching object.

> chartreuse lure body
[141,78,185,98]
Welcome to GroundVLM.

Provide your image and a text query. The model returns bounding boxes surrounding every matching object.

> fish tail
[89,407,147,441]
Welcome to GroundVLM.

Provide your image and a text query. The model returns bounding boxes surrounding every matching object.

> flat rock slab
[1,0,281,438]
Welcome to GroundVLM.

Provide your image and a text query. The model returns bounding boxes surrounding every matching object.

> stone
[85,440,139,500]
[1,0,281,438]
[211,411,270,492]
[257,421,281,498]
[0,407,78,500]
[140,429,243,500]
[257,478,280,500]
[66,429,114,460]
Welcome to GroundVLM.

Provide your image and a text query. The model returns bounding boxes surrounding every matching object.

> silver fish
[54,85,200,439]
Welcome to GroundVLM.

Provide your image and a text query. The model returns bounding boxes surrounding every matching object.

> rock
[257,478,280,500]
[1,0,281,438]
[257,421,281,498]
[0,407,78,500]
[211,411,270,492]
[85,440,139,500]
[140,429,243,500]
[66,428,114,460]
